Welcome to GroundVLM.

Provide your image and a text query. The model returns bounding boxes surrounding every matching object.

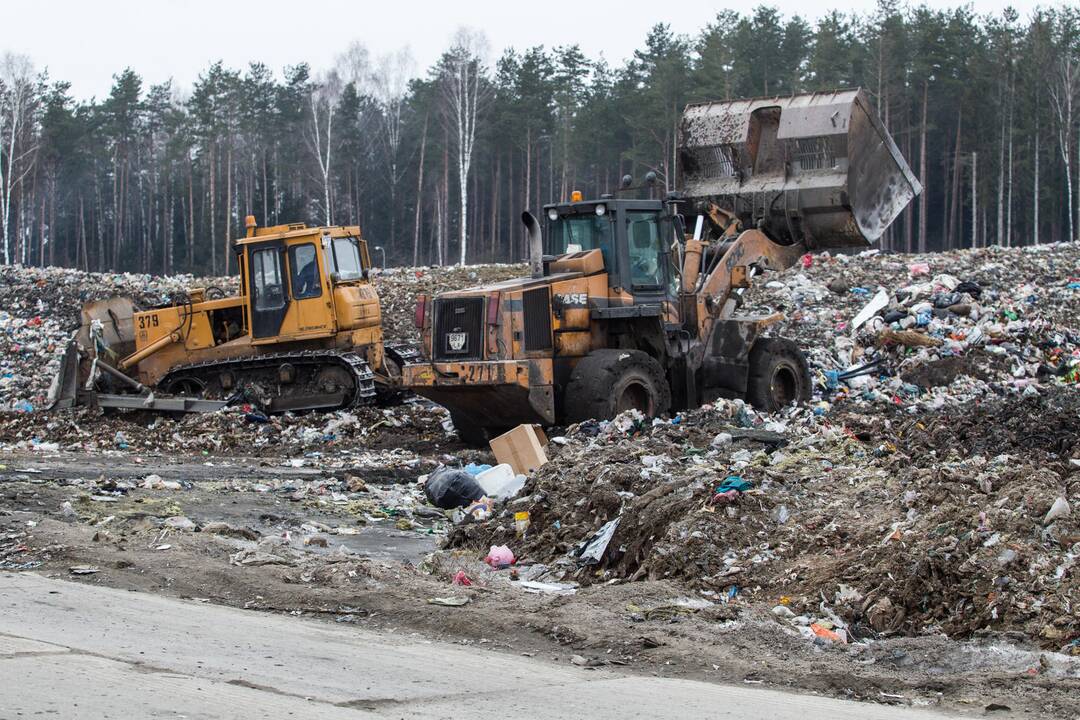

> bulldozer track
[384,342,423,366]
[160,350,376,412]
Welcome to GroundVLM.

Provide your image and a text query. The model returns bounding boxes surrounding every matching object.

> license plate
[447,332,468,352]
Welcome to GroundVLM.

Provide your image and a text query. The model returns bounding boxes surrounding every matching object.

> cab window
[627,211,665,288]
[327,236,364,280]
[548,213,615,270]
[252,248,286,311]
[289,243,321,299]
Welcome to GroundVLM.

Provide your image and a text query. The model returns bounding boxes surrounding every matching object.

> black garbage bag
[424,468,485,509]
[955,280,982,298]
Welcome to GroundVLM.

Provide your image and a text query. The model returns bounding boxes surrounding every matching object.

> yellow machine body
[127,224,383,389]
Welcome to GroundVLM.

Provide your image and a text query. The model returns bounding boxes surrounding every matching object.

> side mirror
[672,214,687,243]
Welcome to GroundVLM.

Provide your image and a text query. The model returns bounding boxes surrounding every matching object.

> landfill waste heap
[1,242,1079,655]
[448,241,1080,650]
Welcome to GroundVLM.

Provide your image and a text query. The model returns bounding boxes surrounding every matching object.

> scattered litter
[424,467,485,510]
[489,424,548,476]
[68,565,100,575]
[427,596,470,607]
[518,580,577,595]
[484,544,515,569]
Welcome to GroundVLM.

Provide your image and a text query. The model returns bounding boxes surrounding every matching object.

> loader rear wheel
[564,349,671,423]
[745,337,811,412]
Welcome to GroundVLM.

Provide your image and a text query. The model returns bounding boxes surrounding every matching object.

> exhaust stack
[522,211,544,279]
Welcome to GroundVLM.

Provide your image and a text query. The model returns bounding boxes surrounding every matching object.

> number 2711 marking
[464,365,496,383]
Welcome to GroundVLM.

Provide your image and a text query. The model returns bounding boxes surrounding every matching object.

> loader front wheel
[564,350,671,423]
[745,337,811,412]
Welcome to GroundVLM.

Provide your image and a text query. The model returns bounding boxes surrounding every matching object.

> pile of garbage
[372,263,523,341]
[0,262,524,413]
[744,242,1080,409]
[450,388,1079,649]
[0,265,236,412]
[0,399,457,457]
[443,242,1080,648]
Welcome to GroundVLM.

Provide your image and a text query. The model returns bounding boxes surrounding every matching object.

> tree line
[1,3,1079,274]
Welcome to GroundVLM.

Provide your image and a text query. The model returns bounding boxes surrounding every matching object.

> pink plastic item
[484,544,515,569]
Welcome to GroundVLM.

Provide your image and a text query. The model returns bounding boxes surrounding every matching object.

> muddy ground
[3,246,1080,716]
[2,429,1078,719]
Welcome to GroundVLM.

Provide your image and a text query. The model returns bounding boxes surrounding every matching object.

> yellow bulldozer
[50,217,416,413]
[402,88,922,444]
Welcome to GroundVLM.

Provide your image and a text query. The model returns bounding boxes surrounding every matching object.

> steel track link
[160,350,376,411]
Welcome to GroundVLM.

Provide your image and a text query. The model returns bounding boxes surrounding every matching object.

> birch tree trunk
[441,31,491,267]
[1050,55,1076,243]
[0,54,37,265]
[210,144,217,275]
[412,114,428,267]
[225,144,232,273]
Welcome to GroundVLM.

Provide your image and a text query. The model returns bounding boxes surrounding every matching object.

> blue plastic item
[717,476,753,493]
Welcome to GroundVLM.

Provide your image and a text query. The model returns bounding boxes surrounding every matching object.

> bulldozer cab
[543,198,678,303]
[236,223,374,343]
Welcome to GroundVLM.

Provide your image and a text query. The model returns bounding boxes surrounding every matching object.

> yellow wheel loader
[402,88,922,444]
[50,218,417,414]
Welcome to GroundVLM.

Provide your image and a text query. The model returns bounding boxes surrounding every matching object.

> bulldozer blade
[678,88,921,250]
[78,296,137,358]
[47,340,82,410]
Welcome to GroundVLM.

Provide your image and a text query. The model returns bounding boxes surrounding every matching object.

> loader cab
[236,222,379,343]
[543,198,677,302]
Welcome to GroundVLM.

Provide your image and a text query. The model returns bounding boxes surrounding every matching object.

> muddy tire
[564,350,671,423]
[745,337,812,411]
[449,410,504,447]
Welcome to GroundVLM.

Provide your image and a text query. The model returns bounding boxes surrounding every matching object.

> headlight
[547,208,559,221]
[595,204,606,217]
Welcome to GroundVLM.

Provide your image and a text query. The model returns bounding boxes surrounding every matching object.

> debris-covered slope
[450,389,1079,649]
[0,262,525,411]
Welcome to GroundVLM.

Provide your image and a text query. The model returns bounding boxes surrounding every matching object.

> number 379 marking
[138,314,160,329]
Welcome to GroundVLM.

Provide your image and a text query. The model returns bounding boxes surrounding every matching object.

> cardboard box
[489,424,548,476]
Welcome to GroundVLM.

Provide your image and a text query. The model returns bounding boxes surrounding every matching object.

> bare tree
[335,42,371,90]
[412,113,429,266]
[307,70,342,225]
[1049,53,1078,243]
[373,48,415,248]
[0,53,40,265]
[440,28,492,267]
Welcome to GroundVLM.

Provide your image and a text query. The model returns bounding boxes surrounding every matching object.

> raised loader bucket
[678,88,921,250]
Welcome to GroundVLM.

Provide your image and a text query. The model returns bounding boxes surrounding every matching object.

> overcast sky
[0,0,1063,100]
